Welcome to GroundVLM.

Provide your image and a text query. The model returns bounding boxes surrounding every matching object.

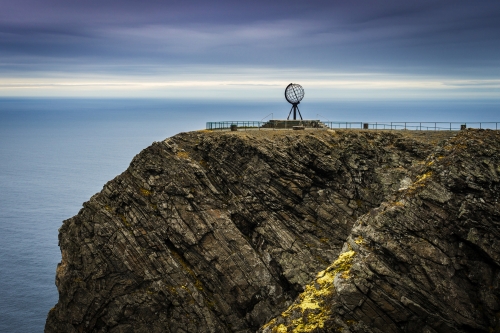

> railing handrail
[206,121,499,131]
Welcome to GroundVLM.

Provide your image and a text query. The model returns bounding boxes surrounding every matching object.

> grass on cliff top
[199,128,457,145]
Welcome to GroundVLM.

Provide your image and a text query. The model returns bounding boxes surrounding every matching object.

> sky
[1,0,500,100]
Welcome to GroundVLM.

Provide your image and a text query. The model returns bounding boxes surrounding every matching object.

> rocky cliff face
[260,130,500,333]
[45,129,500,333]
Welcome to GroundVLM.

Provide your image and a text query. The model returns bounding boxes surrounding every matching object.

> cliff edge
[45,129,500,333]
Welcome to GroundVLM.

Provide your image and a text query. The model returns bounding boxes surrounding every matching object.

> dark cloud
[1,0,500,77]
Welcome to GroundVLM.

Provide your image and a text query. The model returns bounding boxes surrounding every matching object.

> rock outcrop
[260,130,500,333]
[45,129,500,333]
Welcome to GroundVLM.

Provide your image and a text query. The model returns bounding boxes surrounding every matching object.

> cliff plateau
[45,129,500,333]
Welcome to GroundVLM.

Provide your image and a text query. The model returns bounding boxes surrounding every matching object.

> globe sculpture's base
[261,120,327,129]
[287,103,303,120]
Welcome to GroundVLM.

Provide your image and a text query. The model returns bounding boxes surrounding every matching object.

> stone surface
[45,129,499,333]
[260,129,500,333]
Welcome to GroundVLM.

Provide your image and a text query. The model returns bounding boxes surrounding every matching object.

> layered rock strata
[45,129,499,333]
[260,129,500,333]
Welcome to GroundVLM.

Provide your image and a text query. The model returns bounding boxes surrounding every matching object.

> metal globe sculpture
[285,83,304,120]
[285,83,304,104]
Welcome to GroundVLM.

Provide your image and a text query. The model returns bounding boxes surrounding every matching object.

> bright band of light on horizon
[1,71,500,99]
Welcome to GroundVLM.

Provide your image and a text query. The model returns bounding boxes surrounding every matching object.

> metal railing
[206,121,500,131]
[206,121,262,130]
[322,122,499,131]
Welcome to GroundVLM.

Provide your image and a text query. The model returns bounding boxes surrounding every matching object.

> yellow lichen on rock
[264,250,357,333]
[329,250,356,279]
[277,274,333,332]
[291,313,327,333]
[297,286,322,311]
[274,324,288,333]
[406,171,433,194]
[415,171,433,183]
[176,151,190,159]
[262,319,277,330]
[140,188,151,196]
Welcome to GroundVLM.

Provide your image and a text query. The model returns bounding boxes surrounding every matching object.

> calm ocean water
[0,97,499,332]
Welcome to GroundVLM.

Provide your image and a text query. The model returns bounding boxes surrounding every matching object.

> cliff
[45,129,500,333]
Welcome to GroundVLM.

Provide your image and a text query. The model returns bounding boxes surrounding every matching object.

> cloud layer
[1,0,499,97]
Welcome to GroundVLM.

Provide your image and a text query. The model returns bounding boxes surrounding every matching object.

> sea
[0,97,499,332]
